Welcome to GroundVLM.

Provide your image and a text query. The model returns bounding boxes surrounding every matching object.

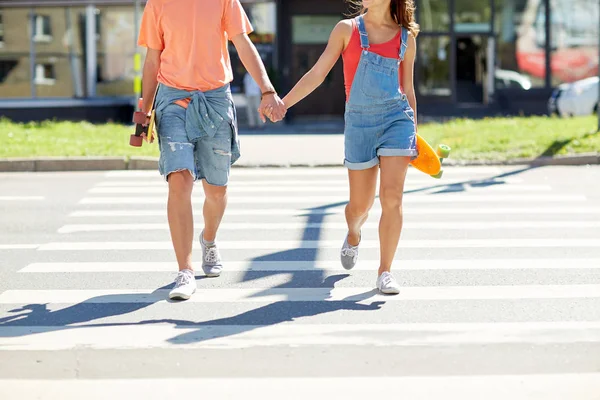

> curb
[0,154,598,172]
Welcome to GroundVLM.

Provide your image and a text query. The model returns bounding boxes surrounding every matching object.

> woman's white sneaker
[169,269,196,300]
[340,233,360,270]
[376,271,400,295]
[200,231,223,277]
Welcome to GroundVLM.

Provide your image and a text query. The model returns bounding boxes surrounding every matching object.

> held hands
[258,93,287,123]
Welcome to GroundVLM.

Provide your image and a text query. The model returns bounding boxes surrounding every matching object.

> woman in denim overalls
[281,0,419,294]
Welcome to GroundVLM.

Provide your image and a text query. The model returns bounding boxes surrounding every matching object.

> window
[33,15,52,42]
[0,12,4,47]
[417,0,450,32]
[550,0,599,84]
[455,0,492,33]
[0,60,18,84]
[418,36,452,96]
[34,63,56,85]
[495,0,547,89]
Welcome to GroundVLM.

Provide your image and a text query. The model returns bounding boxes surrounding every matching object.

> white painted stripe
[2,285,599,303]
[104,166,506,178]
[79,194,587,205]
[0,196,44,201]
[36,239,600,251]
[0,244,39,250]
[88,184,552,194]
[57,220,600,233]
[96,177,526,187]
[18,258,600,273]
[0,322,599,350]
[68,207,600,217]
[1,375,599,400]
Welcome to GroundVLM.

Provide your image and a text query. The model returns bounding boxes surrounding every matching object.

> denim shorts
[343,102,418,170]
[156,103,233,186]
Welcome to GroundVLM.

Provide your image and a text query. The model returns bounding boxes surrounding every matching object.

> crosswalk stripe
[1,322,599,350]
[35,238,600,251]
[17,258,600,272]
[96,177,526,187]
[78,194,587,204]
[104,167,506,178]
[87,184,552,194]
[0,244,39,250]
[0,375,598,400]
[68,207,600,217]
[2,285,599,303]
[0,196,44,201]
[56,221,600,233]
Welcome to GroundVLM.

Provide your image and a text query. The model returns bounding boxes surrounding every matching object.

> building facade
[0,0,598,122]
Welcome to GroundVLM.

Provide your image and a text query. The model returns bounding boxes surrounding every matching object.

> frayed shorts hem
[161,168,197,182]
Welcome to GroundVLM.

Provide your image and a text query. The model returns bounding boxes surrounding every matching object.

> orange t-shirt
[138,0,253,92]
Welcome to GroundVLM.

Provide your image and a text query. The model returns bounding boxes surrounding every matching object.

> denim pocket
[360,64,397,99]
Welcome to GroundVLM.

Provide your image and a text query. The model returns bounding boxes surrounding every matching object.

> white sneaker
[200,231,223,277]
[376,271,400,295]
[340,232,360,270]
[169,269,196,300]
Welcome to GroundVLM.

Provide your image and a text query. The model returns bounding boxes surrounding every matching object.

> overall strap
[356,15,369,49]
[399,26,408,61]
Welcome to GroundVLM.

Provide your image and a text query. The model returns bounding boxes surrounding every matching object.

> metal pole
[544,0,551,89]
[65,7,84,97]
[85,4,97,97]
[133,0,142,103]
[29,8,36,98]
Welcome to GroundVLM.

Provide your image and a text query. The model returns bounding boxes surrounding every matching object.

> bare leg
[166,171,195,272]
[345,165,379,245]
[201,180,228,242]
[378,156,411,275]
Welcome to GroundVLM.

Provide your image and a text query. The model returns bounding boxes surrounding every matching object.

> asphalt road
[1,165,599,399]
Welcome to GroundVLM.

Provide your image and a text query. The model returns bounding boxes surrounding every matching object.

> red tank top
[342,19,403,101]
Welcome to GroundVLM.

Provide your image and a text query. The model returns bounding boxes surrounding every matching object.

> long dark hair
[347,0,420,37]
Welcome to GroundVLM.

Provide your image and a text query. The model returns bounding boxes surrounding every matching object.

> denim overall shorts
[344,15,418,170]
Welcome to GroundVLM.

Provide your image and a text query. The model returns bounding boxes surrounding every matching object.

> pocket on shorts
[208,122,233,171]
[156,103,186,140]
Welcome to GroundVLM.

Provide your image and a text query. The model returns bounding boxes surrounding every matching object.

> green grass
[420,115,600,161]
[1,116,599,161]
[0,119,159,159]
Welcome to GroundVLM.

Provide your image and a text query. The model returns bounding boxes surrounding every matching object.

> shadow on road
[0,165,537,343]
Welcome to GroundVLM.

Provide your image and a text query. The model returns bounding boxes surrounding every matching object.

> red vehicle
[516,0,599,83]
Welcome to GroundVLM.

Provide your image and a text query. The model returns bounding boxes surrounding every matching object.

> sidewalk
[237,134,345,167]
[1,132,597,173]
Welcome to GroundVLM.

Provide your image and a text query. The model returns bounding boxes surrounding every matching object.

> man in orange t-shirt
[138,0,286,300]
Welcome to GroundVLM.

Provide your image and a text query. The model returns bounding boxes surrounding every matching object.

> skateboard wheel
[130,134,143,147]
[133,111,147,124]
[437,144,451,158]
[431,170,443,179]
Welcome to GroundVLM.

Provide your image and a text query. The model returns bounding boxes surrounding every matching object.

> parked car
[495,69,532,90]
[548,77,599,116]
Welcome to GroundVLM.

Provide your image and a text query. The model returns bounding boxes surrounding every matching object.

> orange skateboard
[410,134,451,178]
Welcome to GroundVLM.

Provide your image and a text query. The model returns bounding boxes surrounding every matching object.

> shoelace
[380,273,394,286]
[205,246,220,263]
[341,247,358,260]
[175,271,192,286]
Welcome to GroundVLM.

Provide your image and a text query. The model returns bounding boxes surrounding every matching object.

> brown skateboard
[130,87,158,147]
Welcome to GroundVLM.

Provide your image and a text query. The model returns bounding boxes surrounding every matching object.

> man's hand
[258,93,286,123]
